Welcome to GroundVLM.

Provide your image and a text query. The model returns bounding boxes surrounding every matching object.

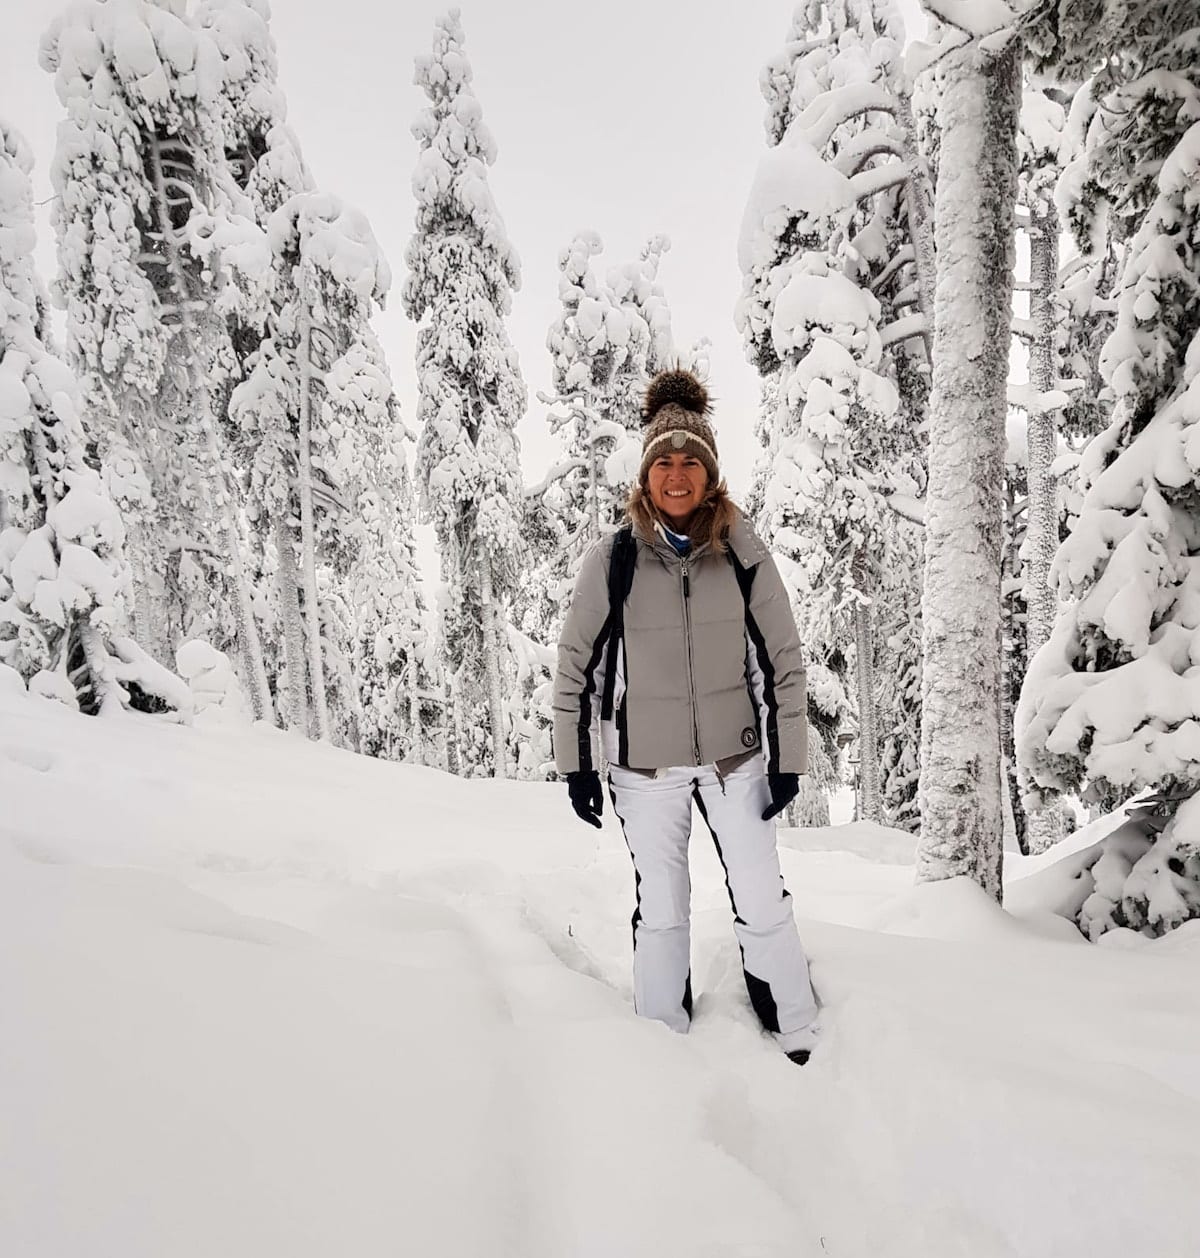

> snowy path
[3,691,1199,1257]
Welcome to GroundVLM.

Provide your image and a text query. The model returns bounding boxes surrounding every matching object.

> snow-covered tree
[40,0,271,718]
[1018,4,1200,936]
[0,120,187,718]
[519,231,675,648]
[322,333,426,762]
[738,0,933,826]
[404,10,526,778]
[544,233,643,543]
[512,230,680,775]
[195,0,313,727]
[232,192,394,746]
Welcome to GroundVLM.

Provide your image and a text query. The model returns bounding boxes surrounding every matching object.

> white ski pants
[607,758,819,1053]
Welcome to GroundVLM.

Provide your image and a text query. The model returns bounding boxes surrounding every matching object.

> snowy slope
[3,689,1199,1258]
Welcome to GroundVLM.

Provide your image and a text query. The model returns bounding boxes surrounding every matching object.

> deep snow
[3,688,1199,1258]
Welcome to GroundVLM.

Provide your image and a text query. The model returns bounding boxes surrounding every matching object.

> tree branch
[850,161,910,202]
[880,313,928,348]
[524,458,586,500]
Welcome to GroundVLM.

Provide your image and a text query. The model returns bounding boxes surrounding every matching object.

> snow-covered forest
[5,3,1200,1253]
[4,0,1200,934]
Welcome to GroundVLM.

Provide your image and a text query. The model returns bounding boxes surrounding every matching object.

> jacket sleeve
[553,538,614,775]
[742,552,808,776]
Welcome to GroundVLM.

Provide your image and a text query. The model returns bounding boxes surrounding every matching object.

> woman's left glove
[762,771,800,821]
[567,770,604,828]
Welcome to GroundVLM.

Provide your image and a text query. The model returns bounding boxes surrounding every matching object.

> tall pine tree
[1018,2,1200,936]
[404,11,525,777]
[40,0,271,716]
[738,0,932,826]
[0,120,186,716]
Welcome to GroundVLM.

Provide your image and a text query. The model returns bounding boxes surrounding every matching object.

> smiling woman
[552,368,822,1065]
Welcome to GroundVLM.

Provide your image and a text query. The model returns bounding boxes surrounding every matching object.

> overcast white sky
[3,0,927,505]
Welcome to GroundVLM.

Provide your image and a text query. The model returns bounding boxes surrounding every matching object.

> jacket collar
[630,510,769,568]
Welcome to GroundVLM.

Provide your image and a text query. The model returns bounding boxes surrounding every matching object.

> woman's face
[646,452,709,531]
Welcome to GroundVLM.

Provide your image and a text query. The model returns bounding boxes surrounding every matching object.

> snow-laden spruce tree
[522,231,672,641]
[40,0,272,717]
[232,192,393,745]
[544,232,642,543]
[606,234,676,456]
[404,11,526,778]
[0,120,187,717]
[512,231,677,779]
[1018,3,1200,936]
[738,0,933,826]
[196,0,313,731]
[321,332,427,762]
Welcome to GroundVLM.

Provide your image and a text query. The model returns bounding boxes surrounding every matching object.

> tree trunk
[1024,199,1067,853]
[147,134,272,722]
[588,414,600,544]
[296,273,331,742]
[852,553,882,824]
[1000,485,1026,853]
[479,553,508,777]
[445,673,461,776]
[408,660,423,764]
[275,516,308,731]
[916,43,1020,902]
[126,518,171,666]
[897,91,938,365]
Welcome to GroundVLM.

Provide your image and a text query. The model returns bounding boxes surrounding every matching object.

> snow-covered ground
[4,689,1199,1258]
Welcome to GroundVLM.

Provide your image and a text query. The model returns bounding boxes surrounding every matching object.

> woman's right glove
[566,770,603,828]
[762,771,800,820]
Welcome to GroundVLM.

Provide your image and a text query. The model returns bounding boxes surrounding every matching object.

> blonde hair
[626,477,739,554]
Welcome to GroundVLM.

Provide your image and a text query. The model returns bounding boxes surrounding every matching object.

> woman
[553,369,820,1064]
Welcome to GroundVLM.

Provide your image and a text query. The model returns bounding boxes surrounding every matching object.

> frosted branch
[850,162,909,202]
[884,493,926,527]
[871,245,916,294]
[904,30,971,79]
[799,83,897,151]
[833,134,905,177]
[879,313,928,347]
[920,0,1018,38]
[524,458,586,499]
[161,177,202,210]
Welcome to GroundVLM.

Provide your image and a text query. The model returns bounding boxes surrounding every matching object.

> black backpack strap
[600,525,636,721]
[728,547,756,603]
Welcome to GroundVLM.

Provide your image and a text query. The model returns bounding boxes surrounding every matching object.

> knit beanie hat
[638,369,719,486]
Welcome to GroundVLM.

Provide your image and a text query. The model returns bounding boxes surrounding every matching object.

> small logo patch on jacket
[740,727,758,748]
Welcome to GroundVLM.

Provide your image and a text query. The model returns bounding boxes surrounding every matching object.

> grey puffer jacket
[553,512,808,775]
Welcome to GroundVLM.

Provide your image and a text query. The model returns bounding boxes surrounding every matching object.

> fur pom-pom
[643,369,709,422]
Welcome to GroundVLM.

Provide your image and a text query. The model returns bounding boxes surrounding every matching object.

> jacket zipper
[680,555,702,764]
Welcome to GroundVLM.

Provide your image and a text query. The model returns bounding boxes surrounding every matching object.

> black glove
[567,770,603,829]
[762,771,800,821]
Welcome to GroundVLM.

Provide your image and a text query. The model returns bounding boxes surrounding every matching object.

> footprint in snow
[2,743,54,773]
